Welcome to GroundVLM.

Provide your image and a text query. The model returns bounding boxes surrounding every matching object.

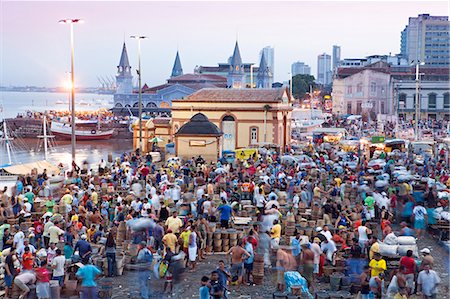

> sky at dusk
[1,1,448,88]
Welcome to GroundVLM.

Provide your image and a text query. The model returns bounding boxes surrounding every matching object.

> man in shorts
[301,242,315,288]
[227,240,250,287]
[4,248,17,299]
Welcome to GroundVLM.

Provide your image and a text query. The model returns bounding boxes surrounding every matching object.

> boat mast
[2,120,13,165]
[37,115,55,161]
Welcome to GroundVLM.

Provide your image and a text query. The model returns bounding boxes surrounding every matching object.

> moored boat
[50,120,114,140]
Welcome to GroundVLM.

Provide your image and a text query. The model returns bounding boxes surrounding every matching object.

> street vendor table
[430,220,450,242]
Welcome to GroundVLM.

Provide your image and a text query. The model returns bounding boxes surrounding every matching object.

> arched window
[222,115,235,121]
[146,102,157,108]
[428,93,437,109]
[250,127,258,144]
[133,102,139,108]
[115,103,123,108]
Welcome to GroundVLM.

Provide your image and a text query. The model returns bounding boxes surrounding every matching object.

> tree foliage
[291,74,317,99]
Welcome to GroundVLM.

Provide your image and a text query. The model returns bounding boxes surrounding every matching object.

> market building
[171,87,293,153]
[174,113,223,162]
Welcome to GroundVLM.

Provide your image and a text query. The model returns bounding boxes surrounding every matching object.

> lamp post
[130,35,147,154]
[250,64,256,88]
[59,18,83,166]
[412,60,425,141]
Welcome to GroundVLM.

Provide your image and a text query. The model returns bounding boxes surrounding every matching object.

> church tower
[227,41,246,89]
[171,51,183,78]
[257,51,272,88]
[115,42,133,94]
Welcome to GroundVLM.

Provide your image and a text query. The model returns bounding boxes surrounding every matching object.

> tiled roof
[173,88,287,103]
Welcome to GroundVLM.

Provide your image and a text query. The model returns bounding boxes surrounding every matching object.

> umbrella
[150,137,163,143]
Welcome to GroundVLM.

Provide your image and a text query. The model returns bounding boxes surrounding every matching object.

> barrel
[330,272,344,291]
[49,280,61,299]
[290,285,302,295]
[315,291,330,299]
[222,244,229,252]
[98,278,113,298]
[213,239,222,247]
[222,238,230,246]
[230,239,238,247]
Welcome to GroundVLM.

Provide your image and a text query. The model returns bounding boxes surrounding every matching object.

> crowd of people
[0,127,449,299]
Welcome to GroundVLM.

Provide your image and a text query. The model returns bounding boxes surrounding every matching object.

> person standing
[104,233,117,277]
[52,249,66,287]
[412,202,428,240]
[36,260,51,299]
[136,241,153,299]
[399,249,416,294]
[76,261,102,299]
[188,225,198,271]
[417,264,441,299]
[4,248,17,299]
[243,238,254,286]
[218,200,233,229]
[226,240,250,287]
[199,276,211,299]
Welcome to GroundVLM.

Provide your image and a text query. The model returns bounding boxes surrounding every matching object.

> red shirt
[22,252,34,270]
[399,256,416,275]
[35,267,50,283]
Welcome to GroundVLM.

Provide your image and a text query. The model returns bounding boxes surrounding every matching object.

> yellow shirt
[165,217,183,234]
[369,258,386,277]
[334,178,342,187]
[271,224,281,239]
[162,233,178,252]
[180,230,191,248]
[313,187,321,197]
[87,228,96,242]
[61,194,73,205]
[91,191,98,205]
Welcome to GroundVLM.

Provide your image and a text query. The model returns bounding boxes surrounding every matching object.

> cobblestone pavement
[60,233,450,299]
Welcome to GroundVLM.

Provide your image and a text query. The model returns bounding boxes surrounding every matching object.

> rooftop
[175,113,222,136]
[173,88,288,103]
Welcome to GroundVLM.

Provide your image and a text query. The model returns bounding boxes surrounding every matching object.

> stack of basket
[213,230,222,252]
[253,254,265,285]
[284,215,296,244]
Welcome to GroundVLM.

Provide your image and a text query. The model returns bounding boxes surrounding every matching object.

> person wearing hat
[419,248,434,271]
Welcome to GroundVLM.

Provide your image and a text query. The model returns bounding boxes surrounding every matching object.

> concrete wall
[175,136,219,162]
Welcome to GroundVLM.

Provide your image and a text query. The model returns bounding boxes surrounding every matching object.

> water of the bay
[0,91,113,120]
[0,91,133,167]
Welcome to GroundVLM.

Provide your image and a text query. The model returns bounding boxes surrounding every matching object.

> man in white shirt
[17,239,36,258]
[417,264,440,298]
[13,225,25,250]
[141,198,152,217]
[172,185,181,202]
[320,225,333,242]
[321,238,337,264]
[51,249,66,286]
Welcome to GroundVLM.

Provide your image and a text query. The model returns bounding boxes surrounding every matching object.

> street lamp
[59,18,83,166]
[250,64,256,88]
[412,60,425,140]
[130,35,147,154]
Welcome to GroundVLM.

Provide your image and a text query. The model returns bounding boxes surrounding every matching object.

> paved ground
[58,231,450,299]
[106,233,450,299]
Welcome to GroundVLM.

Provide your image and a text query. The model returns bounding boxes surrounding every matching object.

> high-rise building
[259,46,274,75]
[317,53,332,85]
[332,45,341,70]
[400,27,408,57]
[401,14,450,66]
[291,61,311,76]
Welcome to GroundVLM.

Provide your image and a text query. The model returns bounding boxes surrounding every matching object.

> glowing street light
[59,18,83,165]
[130,35,147,154]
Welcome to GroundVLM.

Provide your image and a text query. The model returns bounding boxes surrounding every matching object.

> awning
[1,160,60,175]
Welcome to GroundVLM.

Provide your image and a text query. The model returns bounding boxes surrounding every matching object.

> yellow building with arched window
[171,87,293,154]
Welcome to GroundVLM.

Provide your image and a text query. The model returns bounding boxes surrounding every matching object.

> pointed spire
[171,51,183,78]
[118,42,131,68]
[229,41,243,71]
[258,51,268,74]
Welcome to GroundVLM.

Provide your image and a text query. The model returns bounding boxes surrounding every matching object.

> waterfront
[0,138,132,167]
[0,91,113,120]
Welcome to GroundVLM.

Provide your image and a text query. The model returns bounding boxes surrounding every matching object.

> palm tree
[263,104,271,143]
